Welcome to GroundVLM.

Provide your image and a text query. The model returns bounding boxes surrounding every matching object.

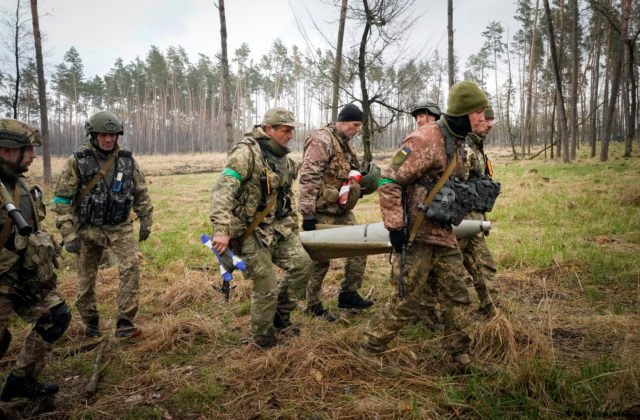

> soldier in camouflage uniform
[209,108,312,349]
[299,104,375,321]
[52,111,153,339]
[361,81,489,370]
[409,100,442,128]
[0,119,71,401]
[459,106,500,315]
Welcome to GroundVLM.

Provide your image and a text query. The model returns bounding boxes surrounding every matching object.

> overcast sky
[4,0,518,83]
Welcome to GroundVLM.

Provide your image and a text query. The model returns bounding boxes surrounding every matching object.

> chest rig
[257,142,295,220]
[74,147,135,226]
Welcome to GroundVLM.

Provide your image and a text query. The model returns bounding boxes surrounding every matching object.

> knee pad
[34,302,72,343]
[0,329,11,359]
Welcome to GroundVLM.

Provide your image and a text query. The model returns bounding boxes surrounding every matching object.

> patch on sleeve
[391,146,411,169]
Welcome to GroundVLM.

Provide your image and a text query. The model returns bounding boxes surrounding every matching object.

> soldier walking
[209,108,312,349]
[361,81,490,371]
[299,104,379,321]
[0,119,71,401]
[52,111,153,339]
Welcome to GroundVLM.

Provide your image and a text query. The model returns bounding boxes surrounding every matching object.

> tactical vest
[257,141,296,219]
[74,147,135,226]
[464,137,501,213]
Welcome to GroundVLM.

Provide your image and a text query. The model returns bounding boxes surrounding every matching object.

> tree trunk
[12,0,22,120]
[524,0,540,159]
[29,0,52,183]
[358,0,373,162]
[447,0,455,88]
[331,0,348,122]
[217,0,234,152]
[589,12,602,158]
[570,0,579,159]
[600,12,625,161]
[543,0,570,162]
[622,0,636,158]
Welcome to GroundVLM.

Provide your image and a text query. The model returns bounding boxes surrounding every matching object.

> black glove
[389,230,407,253]
[302,218,317,231]
[139,227,151,242]
[64,238,81,254]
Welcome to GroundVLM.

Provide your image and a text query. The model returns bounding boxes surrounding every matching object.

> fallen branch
[84,339,110,398]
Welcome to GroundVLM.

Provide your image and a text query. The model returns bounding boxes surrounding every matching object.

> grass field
[2,143,639,418]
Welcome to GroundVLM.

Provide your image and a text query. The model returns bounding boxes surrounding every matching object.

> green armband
[51,196,72,205]
[378,178,395,187]
[222,168,243,182]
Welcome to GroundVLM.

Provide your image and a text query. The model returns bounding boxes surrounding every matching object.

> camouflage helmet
[359,161,381,195]
[0,118,42,148]
[84,111,124,138]
[409,100,442,119]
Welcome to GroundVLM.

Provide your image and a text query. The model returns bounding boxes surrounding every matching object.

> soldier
[209,108,312,349]
[409,100,442,127]
[0,119,71,401]
[460,105,500,315]
[52,111,153,339]
[361,81,489,371]
[299,104,377,322]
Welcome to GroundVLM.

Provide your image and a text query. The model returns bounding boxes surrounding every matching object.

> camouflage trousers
[75,224,140,324]
[240,230,311,344]
[306,211,366,308]
[459,229,498,309]
[0,286,64,378]
[362,243,472,357]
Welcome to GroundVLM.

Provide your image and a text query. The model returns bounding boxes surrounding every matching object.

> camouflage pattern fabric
[0,173,66,379]
[305,211,366,307]
[298,124,360,217]
[362,244,471,356]
[364,123,472,357]
[210,127,311,345]
[75,223,140,323]
[52,141,152,325]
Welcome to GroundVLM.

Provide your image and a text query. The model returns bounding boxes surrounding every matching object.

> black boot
[274,311,300,337]
[305,303,337,322]
[338,291,374,310]
[115,319,142,338]
[85,316,101,338]
[0,374,59,401]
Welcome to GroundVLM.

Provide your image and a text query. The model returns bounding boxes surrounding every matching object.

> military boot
[338,291,374,310]
[305,303,337,322]
[0,374,59,401]
[115,319,142,339]
[274,311,300,337]
[85,316,101,338]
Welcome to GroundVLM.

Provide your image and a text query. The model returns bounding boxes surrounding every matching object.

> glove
[64,238,81,254]
[389,230,407,253]
[302,217,317,231]
[139,228,151,242]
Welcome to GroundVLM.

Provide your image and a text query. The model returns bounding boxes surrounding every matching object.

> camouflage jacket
[210,126,300,246]
[299,124,360,216]
[462,133,490,181]
[51,142,153,242]
[1,169,58,297]
[378,120,465,248]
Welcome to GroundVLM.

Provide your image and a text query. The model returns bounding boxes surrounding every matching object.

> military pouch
[23,231,58,288]
[106,191,134,225]
[342,182,361,210]
[275,190,293,219]
[420,179,474,226]
[471,178,501,213]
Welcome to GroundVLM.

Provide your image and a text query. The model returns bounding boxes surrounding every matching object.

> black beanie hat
[337,104,364,122]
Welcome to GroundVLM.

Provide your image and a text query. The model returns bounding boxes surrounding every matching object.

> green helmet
[0,118,42,148]
[84,111,124,138]
[359,161,381,195]
[409,100,442,118]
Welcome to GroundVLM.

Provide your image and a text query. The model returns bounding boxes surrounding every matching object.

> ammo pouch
[23,231,58,288]
[419,179,474,226]
[470,178,501,213]
[315,187,340,210]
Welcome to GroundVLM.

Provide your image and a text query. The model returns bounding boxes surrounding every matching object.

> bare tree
[331,0,348,122]
[447,0,455,87]
[215,0,234,151]
[29,0,51,182]
[543,0,570,162]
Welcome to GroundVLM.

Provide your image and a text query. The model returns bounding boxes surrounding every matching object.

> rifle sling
[237,193,278,243]
[407,152,458,244]
[0,186,22,249]
[75,151,118,210]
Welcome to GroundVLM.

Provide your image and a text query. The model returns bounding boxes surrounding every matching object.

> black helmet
[84,111,124,138]
[359,161,381,195]
[409,100,442,119]
[0,118,42,148]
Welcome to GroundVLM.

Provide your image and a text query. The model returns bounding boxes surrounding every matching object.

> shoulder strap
[0,185,21,249]
[407,152,458,244]
[75,150,118,206]
[237,193,277,243]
